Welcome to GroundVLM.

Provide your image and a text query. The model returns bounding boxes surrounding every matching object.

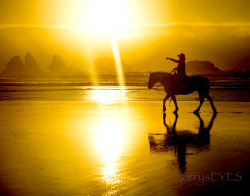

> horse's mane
[151,71,171,81]
[151,71,171,75]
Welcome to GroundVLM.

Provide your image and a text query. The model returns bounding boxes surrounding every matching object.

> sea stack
[186,60,222,74]
[1,56,25,75]
[24,52,44,74]
[49,55,70,73]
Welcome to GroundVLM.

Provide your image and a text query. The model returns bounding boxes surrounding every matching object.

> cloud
[0,24,87,29]
[2,22,250,28]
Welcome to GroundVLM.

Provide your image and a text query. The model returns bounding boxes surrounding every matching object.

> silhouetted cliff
[2,56,25,75]
[236,56,250,71]
[49,55,71,73]
[1,53,45,75]
[186,61,222,74]
[24,53,44,74]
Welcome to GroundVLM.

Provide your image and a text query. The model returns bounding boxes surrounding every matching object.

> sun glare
[96,116,122,163]
[84,0,128,87]
[86,0,128,32]
[95,115,124,185]
[92,89,126,104]
[93,90,116,104]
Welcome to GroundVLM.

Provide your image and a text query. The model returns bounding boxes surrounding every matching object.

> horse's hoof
[163,108,166,112]
[173,110,178,114]
[193,110,199,114]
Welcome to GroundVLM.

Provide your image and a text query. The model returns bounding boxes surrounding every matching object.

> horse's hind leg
[205,94,217,113]
[172,95,178,114]
[194,92,204,114]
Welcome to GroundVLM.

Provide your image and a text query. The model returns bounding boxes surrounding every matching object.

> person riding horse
[148,53,217,113]
[166,53,188,93]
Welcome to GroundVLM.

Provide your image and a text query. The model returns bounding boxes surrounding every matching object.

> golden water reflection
[95,116,123,163]
[94,106,129,186]
[1,101,250,195]
[92,89,126,104]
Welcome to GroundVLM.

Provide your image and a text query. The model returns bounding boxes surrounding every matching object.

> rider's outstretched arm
[166,57,180,64]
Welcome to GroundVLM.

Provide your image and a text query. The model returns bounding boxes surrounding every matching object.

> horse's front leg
[163,94,170,112]
[172,95,179,114]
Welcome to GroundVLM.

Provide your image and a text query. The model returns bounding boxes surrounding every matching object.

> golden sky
[1,0,250,25]
[0,0,250,71]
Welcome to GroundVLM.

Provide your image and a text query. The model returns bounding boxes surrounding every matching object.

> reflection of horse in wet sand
[148,72,217,113]
[148,112,217,173]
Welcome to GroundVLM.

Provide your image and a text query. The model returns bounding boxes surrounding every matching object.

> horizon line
[1,22,250,29]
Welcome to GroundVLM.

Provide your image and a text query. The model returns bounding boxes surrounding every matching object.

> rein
[153,83,162,90]
[150,72,172,91]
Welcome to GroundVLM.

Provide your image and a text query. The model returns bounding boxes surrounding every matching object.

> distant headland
[0,53,249,78]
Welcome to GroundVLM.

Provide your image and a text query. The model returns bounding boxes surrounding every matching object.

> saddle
[170,74,190,94]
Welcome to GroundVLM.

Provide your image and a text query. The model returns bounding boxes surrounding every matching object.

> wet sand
[0,101,250,195]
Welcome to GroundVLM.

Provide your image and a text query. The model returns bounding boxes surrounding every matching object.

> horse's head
[148,72,157,89]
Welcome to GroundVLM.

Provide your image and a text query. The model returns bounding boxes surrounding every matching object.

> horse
[148,71,217,113]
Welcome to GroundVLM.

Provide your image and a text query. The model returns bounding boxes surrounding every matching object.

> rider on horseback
[166,53,188,93]
[148,53,217,113]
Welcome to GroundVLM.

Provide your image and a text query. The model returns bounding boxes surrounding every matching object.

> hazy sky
[1,0,250,25]
[0,0,250,72]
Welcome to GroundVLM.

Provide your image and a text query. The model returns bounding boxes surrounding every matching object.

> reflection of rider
[166,53,187,92]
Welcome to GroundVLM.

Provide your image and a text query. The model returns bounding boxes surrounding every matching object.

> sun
[84,0,128,86]
[85,0,129,32]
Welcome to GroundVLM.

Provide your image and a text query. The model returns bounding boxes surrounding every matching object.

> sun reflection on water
[96,116,123,163]
[91,89,126,104]
[93,90,118,104]
[95,115,125,186]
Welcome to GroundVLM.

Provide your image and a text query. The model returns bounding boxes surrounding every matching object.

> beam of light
[87,59,99,86]
[109,32,125,87]
[82,43,99,86]
[84,0,127,89]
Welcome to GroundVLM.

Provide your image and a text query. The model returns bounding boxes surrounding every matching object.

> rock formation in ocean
[94,57,133,72]
[186,60,222,74]
[1,53,45,75]
[237,56,250,71]
[24,52,44,74]
[49,55,70,73]
[1,56,25,75]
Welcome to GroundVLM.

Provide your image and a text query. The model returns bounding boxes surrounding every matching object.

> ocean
[1,72,250,195]
[0,72,249,102]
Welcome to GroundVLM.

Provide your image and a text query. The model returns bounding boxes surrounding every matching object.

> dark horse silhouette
[148,72,217,113]
[148,112,217,173]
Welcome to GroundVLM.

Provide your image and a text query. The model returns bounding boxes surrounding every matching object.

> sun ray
[83,0,127,88]
[109,32,125,87]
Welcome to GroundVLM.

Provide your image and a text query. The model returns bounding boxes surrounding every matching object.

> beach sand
[0,101,250,195]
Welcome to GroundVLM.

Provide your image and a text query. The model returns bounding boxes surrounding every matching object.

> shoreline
[0,101,250,195]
